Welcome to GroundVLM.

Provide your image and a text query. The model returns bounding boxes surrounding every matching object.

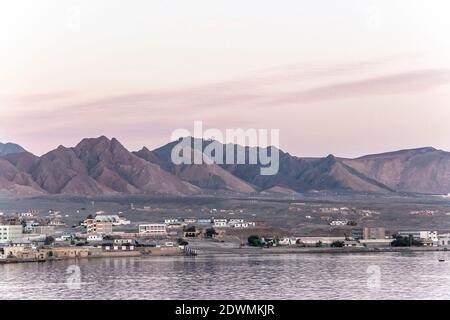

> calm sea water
[1,252,450,300]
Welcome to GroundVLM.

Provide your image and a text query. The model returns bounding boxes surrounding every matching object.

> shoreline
[1,246,446,265]
[193,246,448,256]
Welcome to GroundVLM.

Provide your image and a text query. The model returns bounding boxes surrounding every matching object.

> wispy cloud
[271,69,450,105]
[2,59,450,156]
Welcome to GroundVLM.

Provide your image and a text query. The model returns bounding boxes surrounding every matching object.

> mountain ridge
[0,136,448,196]
[0,142,27,156]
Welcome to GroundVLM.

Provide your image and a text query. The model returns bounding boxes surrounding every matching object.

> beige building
[139,224,167,236]
[363,227,386,240]
[32,226,56,236]
[0,225,23,244]
[85,219,113,235]
[0,246,47,260]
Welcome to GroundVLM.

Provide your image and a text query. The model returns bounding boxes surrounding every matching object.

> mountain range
[0,136,448,196]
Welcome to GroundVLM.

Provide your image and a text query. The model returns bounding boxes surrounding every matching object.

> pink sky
[1,1,450,157]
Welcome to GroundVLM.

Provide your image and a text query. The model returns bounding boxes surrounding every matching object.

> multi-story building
[352,227,386,240]
[0,225,23,244]
[32,226,56,236]
[139,224,167,236]
[84,219,113,235]
[364,227,386,240]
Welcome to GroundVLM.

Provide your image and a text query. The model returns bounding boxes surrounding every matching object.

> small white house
[213,219,228,228]
[278,238,296,246]
[231,223,249,228]
[229,219,244,224]
[87,234,103,242]
[330,220,348,226]
[438,234,450,247]
[164,218,179,225]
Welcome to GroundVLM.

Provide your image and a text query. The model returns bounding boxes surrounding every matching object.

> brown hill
[135,145,257,193]
[341,147,450,194]
[0,137,200,196]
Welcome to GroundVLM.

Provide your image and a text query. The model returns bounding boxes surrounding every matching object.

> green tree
[315,241,323,248]
[248,235,262,247]
[331,240,345,248]
[184,226,196,233]
[205,228,217,238]
[391,235,423,247]
[177,238,189,246]
[44,236,55,246]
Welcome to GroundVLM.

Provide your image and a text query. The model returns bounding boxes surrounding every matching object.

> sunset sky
[1,0,450,157]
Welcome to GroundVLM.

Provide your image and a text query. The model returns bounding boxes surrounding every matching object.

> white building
[20,212,36,219]
[231,222,249,228]
[87,234,104,242]
[139,224,167,236]
[229,219,244,224]
[278,237,297,246]
[55,235,72,242]
[398,231,438,243]
[0,225,23,244]
[330,220,348,226]
[213,219,228,228]
[114,239,133,244]
[164,218,179,225]
[94,215,130,226]
[438,234,450,247]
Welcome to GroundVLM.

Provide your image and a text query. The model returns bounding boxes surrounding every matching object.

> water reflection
[1,252,450,300]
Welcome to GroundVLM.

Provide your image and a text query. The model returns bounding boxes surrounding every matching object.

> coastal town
[2,204,450,264]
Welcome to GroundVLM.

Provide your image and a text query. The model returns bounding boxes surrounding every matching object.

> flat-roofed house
[139,224,167,236]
